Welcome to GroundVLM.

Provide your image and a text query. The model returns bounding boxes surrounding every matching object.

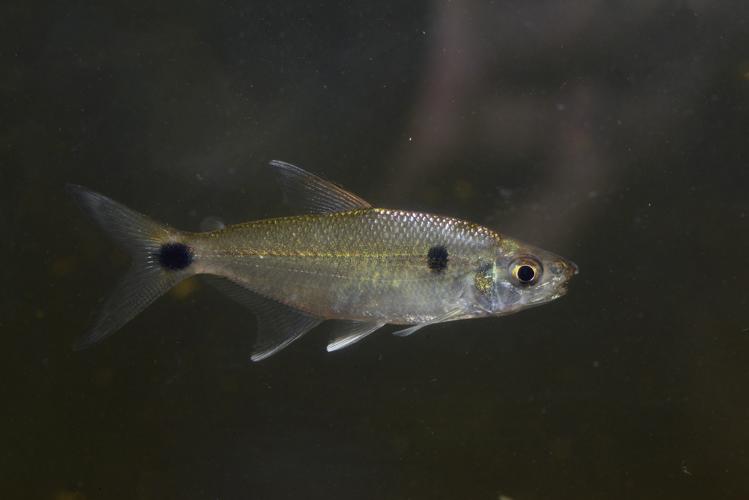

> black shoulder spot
[427,245,449,272]
[156,242,193,271]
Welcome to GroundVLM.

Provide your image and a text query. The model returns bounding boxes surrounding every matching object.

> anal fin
[204,276,322,361]
[326,320,385,352]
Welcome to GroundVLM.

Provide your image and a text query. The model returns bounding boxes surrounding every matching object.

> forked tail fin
[67,185,195,349]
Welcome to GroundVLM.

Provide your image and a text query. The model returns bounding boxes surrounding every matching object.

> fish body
[70,161,577,360]
[193,208,500,324]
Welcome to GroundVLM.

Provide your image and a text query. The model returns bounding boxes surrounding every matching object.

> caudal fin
[67,185,195,350]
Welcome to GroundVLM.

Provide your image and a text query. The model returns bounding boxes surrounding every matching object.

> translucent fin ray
[392,324,426,337]
[269,160,371,213]
[326,320,386,352]
[67,184,191,349]
[199,215,226,232]
[67,184,173,251]
[392,309,465,337]
[204,276,322,361]
[74,265,188,349]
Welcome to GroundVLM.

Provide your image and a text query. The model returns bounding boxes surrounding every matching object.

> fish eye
[511,258,542,285]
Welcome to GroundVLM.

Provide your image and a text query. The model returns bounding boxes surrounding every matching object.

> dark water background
[4,1,749,499]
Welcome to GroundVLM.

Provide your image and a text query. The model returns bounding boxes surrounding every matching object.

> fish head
[471,239,578,316]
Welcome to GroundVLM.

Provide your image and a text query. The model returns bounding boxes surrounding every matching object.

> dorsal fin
[269,160,371,214]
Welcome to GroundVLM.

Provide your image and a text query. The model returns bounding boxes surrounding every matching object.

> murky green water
[5,1,749,499]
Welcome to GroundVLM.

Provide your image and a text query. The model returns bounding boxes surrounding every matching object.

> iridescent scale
[192,208,503,324]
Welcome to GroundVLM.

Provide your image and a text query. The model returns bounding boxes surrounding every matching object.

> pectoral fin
[392,324,427,337]
[392,309,465,337]
[204,276,322,361]
[269,160,371,213]
[326,320,386,352]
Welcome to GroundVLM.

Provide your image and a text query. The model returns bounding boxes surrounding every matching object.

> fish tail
[67,184,197,350]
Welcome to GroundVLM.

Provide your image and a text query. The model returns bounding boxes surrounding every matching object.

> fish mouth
[547,259,577,296]
[569,260,579,275]
[555,259,578,293]
[542,270,574,303]
[526,281,569,307]
[547,284,569,302]
[557,263,577,296]
[562,259,579,277]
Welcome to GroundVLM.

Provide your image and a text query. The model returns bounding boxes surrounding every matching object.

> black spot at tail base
[427,245,448,272]
[156,242,193,270]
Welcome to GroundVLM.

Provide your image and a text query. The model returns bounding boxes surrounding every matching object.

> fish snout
[554,258,578,283]
[567,260,579,276]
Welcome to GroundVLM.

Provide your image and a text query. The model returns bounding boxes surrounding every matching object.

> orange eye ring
[511,258,542,285]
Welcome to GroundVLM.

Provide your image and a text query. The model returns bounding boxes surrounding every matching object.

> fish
[68,161,578,361]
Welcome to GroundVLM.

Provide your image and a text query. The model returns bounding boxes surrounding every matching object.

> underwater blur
[3,1,749,499]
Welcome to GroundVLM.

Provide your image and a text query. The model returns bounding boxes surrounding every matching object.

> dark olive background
[3,1,749,499]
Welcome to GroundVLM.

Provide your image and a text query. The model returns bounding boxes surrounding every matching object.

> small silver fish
[69,161,577,360]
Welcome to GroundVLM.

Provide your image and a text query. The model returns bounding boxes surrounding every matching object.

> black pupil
[517,265,535,282]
